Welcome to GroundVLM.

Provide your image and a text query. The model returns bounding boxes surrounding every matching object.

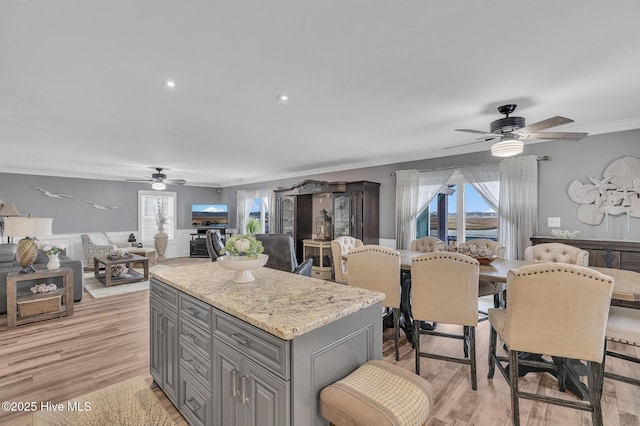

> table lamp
[3,216,53,274]
[0,203,21,243]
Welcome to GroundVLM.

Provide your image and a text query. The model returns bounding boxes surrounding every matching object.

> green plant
[245,217,260,234]
[224,234,264,258]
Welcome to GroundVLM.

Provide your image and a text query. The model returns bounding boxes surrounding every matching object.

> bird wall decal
[34,187,73,199]
[83,200,119,209]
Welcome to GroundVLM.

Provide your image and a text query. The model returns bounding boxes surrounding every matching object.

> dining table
[395,249,640,400]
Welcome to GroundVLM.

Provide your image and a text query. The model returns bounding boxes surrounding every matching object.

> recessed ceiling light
[277,93,289,101]
[164,79,177,89]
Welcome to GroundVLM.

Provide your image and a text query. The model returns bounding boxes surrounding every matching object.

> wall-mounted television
[192,204,228,228]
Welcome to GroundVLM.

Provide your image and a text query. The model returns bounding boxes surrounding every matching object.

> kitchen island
[150,262,384,426]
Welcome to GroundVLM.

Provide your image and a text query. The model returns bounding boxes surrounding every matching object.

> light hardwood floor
[1,257,638,425]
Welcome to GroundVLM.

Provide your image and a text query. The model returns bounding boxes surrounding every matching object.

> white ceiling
[2,1,640,188]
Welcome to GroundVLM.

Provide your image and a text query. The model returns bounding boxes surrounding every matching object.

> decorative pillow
[0,244,17,263]
[111,264,130,278]
[87,232,111,246]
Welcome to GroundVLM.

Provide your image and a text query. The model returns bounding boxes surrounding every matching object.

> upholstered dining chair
[524,242,589,266]
[254,233,300,273]
[458,239,506,315]
[410,236,446,253]
[487,263,613,426]
[348,245,401,361]
[411,252,480,389]
[205,229,224,261]
[331,236,363,284]
[604,305,640,387]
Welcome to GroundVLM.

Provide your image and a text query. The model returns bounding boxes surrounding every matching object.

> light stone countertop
[151,262,385,340]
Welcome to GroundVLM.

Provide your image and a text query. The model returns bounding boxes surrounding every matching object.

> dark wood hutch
[274,180,380,260]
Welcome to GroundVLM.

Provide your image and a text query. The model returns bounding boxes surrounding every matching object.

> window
[418,172,498,243]
[138,191,177,243]
[249,196,270,233]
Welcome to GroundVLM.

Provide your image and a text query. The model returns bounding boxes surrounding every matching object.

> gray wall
[2,128,638,241]
[0,174,220,234]
[223,128,640,242]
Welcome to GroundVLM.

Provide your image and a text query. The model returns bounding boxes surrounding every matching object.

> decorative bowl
[472,256,497,265]
[217,254,269,283]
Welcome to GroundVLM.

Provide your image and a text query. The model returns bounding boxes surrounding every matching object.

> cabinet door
[333,194,351,238]
[214,340,245,426]
[150,297,164,384]
[350,191,364,240]
[164,308,180,405]
[281,197,295,237]
[244,359,289,426]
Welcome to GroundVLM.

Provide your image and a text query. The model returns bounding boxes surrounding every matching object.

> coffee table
[94,253,149,287]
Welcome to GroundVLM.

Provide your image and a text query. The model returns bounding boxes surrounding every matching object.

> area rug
[33,376,175,426]
[84,265,171,298]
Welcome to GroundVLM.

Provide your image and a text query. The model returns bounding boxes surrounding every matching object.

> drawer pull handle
[231,332,250,346]
[241,375,249,405]
[187,397,200,411]
[186,359,200,371]
[231,369,240,397]
[185,307,200,316]
[185,333,200,344]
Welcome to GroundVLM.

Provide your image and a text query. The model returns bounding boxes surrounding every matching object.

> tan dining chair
[604,305,640,387]
[524,242,589,266]
[410,236,446,253]
[348,245,401,361]
[487,263,613,426]
[331,236,363,284]
[457,239,506,313]
[411,252,480,389]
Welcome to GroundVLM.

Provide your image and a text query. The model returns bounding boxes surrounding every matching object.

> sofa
[0,243,84,315]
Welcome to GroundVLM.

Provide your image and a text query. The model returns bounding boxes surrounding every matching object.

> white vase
[47,253,61,271]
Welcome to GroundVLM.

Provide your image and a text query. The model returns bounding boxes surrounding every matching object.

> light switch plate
[548,217,561,227]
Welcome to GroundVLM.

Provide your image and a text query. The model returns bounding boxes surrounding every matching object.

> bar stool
[320,360,433,426]
[604,305,640,387]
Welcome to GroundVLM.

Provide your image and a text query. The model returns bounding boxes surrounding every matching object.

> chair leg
[393,307,400,361]
[493,292,500,308]
[488,325,497,379]
[509,350,520,426]
[557,357,566,392]
[463,326,469,358]
[588,360,604,426]
[469,326,477,391]
[414,319,421,375]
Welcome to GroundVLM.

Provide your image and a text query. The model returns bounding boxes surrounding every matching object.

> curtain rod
[390,155,549,175]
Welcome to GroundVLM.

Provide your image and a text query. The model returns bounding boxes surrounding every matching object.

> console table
[6,267,74,327]
[531,236,640,272]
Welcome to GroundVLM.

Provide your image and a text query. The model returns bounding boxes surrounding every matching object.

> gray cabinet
[150,283,179,406]
[214,339,288,426]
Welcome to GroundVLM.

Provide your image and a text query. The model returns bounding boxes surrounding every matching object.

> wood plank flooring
[1,256,638,425]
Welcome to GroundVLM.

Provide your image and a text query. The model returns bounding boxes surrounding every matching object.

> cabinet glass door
[333,195,350,237]
[281,198,295,237]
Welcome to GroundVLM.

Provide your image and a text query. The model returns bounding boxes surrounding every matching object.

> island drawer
[179,293,212,332]
[180,317,213,359]
[213,309,290,379]
[179,367,212,426]
[180,344,212,391]
[150,279,178,306]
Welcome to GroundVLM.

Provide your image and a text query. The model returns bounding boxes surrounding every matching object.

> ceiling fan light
[491,139,523,157]
[152,182,166,190]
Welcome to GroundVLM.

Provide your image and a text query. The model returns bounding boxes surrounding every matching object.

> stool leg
[488,324,497,379]
[393,307,400,361]
[469,326,477,391]
[509,350,520,426]
[414,319,421,375]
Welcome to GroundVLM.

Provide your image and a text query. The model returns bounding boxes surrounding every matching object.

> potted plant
[245,217,260,234]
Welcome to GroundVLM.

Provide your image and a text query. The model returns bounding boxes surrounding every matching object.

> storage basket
[17,293,62,317]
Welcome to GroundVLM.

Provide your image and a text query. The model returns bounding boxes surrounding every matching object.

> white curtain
[257,188,273,233]
[395,170,420,250]
[416,169,456,213]
[459,163,500,211]
[236,190,256,235]
[499,155,538,260]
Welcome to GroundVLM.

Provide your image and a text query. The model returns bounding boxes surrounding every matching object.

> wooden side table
[303,239,333,280]
[6,267,74,328]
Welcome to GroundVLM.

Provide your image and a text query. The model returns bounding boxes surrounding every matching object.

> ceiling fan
[126,167,187,190]
[449,104,588,157]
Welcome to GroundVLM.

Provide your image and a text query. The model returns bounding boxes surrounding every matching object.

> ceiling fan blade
[443,138,498,150]
[125,178,155,183]
[514,116,574,135]
[165,179,187,185]
[517,131,588,140]
[455,128,496,135]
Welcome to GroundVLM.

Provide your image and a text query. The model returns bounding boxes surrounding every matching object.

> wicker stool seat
[320,360,433,426]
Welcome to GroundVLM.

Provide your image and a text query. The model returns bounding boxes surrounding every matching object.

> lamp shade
[0,203,20,216]
[491,139,524,157]
[3,217,53,237]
